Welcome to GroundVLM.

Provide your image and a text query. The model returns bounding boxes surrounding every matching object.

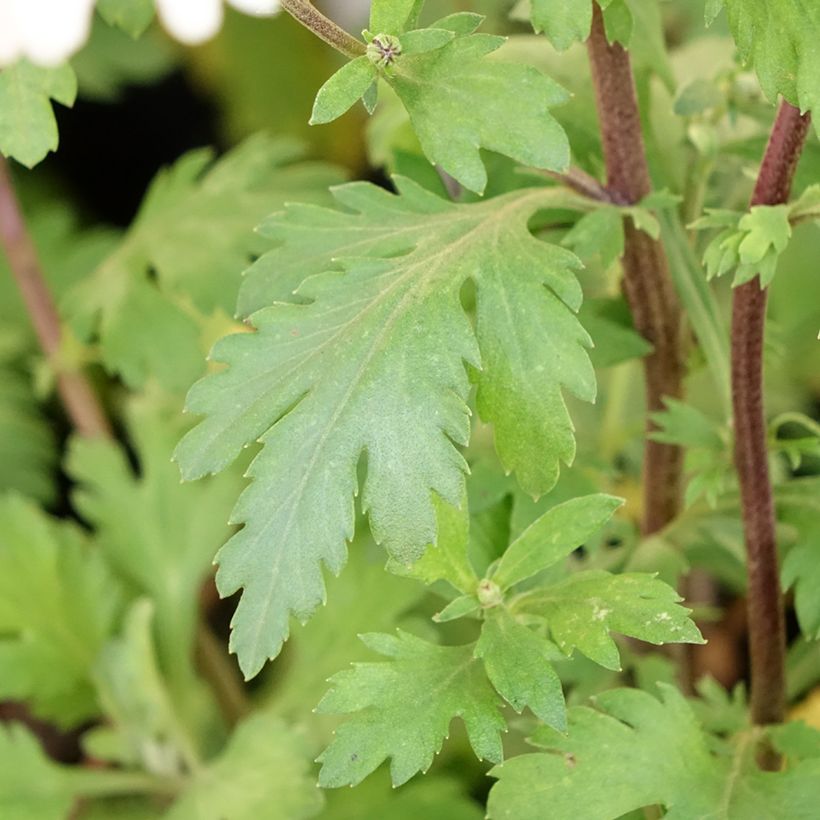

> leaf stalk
[279,0,366,59]
[0,156,111,439]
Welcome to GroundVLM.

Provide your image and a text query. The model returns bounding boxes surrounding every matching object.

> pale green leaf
[512,571,704,670]
[68,393,243,697]
[398,28,455,56]
[165,712,322,820]
[0,60,76,167]
[369,0,425,34]
[493,495,623,591]
[63,136,344,389]
[316,631,505,787]
[530,0,592,51]
[475,608,566,730]
[0,494,121,726]
[488,686,820,819]
[310,57,377,125]
[721,0,820,127]
[385,33,571,192]
[175,179,594,678]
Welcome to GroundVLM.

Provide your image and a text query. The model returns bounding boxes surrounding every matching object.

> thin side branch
[587,4,686,535]
[279,0,366,59]
[0,157,111,439]
[734,102,811,740]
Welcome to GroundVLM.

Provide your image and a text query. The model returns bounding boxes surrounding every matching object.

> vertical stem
[0,157,111,439]
[734,102,810,742]
[587,4,686,535]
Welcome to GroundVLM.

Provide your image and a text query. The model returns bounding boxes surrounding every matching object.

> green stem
[70,769,184,799]
[279,0,366,59]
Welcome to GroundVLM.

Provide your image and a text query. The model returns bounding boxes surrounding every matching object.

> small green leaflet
[175,178,595,679]
[492,494,623,590]
[511,571,704,671]
[716,0,820,130]
[310,14,571,193]
[63,136,343,390]
[692,205,792,287]
[475,608,566,730]
[780,478,820,640]
[0,60,77,168]
[0,362,56,503]
[488,685,820,819]
[369,0,424,34]
[316,630,505,788]
[0,494,121,727]
[96,0,155,38]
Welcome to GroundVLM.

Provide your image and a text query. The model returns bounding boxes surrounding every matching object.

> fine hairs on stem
[586,3,686,537]
[733,102,811,760]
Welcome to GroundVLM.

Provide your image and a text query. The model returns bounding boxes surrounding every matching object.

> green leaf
[369,0,425,34]
[398,28,456,56]
[0,494,121,726]
[0,60,76,168]
[694,204,793,287]
[578,297,653,369]
[396,494,478,595]
[475,608,566,730]
[562,208,625,271]
[780,479,820,640]
[63,136,344,390]
[175,179,594,678]
[96,0,155,37]
[721,0,820,126]
[165,712,322,820]
[68,393,243,700]
[385,33,571,192]
[0,723,78,819]
[493,494,623,591]
[512,571,704,670]
[488,686,820,819]
[0,362,56,503]
[311,57,377,125]
[316,631,505,787]
[530,0,592,51]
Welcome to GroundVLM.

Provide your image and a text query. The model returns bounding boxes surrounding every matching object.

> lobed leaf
[316,630,505,788]
[175,179,594,678]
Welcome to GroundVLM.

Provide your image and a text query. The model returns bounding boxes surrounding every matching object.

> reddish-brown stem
[734,102,811,742]
[0,157,111,439]
[587,4,686,535]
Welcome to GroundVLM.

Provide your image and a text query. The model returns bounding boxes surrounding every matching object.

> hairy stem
[734,102,810,743]
[0,157,111,439]
[587,4,686,535]
[279,0,365,59]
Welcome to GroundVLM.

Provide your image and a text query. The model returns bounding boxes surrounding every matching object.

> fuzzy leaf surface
[718,0,820,128]
[512,571,704,670]
[488,685,820,819]
[316,631,505,788]
[175,179,594,678]
[0,61,76,167]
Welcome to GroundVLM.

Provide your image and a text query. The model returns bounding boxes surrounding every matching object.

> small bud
[367,33,402,69]
[477,578,503,609]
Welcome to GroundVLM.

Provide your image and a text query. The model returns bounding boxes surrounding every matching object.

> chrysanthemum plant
[1,0,820,817]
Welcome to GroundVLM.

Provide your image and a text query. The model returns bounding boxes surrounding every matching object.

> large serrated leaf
[175,178,595,678]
